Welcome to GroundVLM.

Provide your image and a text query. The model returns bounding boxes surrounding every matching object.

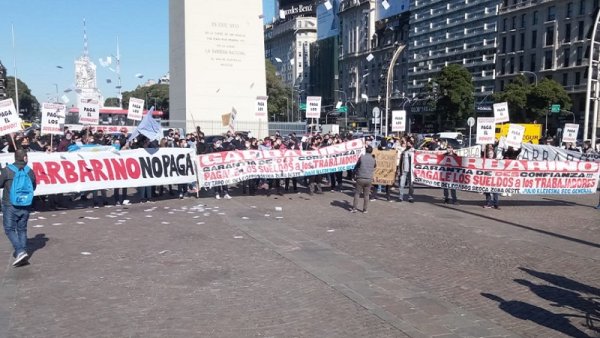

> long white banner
[518,144,600,162]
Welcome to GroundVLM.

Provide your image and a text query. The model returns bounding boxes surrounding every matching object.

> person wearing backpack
[0,149,37,267]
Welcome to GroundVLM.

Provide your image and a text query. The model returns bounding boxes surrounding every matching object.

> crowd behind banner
[0,124,599,209]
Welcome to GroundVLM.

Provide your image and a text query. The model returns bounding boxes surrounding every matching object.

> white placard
[0,98,21,136]
[78,98,100,125]
[476,117,496,145]
[505,124,525,149]
[391,110,406,132]
[256,96,268,117]
[493,102,510,124]
[306,96,322,119]
[128,98,145,121]
[561,123,579,144]
[41,103,66,135]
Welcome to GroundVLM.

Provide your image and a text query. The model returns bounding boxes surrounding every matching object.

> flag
[128,107,161,142]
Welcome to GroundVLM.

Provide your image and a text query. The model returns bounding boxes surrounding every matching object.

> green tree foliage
[432,64,474,125]
[104,97,120,107]
[6,76,39,121]
[493,75,531,122]
[121,83,169,119]
[527,78,572,122]
[266,60,292,121]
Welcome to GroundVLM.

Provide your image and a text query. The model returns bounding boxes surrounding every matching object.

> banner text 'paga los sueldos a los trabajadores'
[197,139,364,187]
[412,151,600,195]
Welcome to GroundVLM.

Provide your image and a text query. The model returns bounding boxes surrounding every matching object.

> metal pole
[584,9,600,142]
[11,24,19,114]
[384,44,405,137]
[468,126,472,147]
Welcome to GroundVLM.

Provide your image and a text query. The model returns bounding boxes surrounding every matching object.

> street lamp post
[584,8,600,148]
[334,89,348,130]
[519,71,538,86]
[384,44,406,137]
[53,83,59,103]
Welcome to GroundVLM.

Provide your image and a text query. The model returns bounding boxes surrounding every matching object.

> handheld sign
[0,98,21,136]
[127,98,145,121]
[476,117,496,145]
[505,124,525,149]
[391,110,406,132]
[256,96,268,117]
[78,98,100,125]
[493,102,510,124]
[306,96,322,119]
[41,103,66,135]
[562,123,579,144]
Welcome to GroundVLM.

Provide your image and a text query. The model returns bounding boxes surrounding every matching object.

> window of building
[578,21,584,40]
[521,14,526,28]
[547,6,556,21]
[520,32,525,50]
[501,58,506,74]
[562,73,568,85]
[510,57,515,73]
[500,80,505,91]
[575,72,581,85]
[565,23,571,42]
[511,35,516,52]
[533,11,538,25]
[502,36,507,53]
[502,18,507,31]
[546,27,554,45]
[576,46,582,65]
[530,53,536,71]
[519,55,524,71]
[544,50,552,69]
[564,47,570,67]
[566,2,573,17]
[511,16,516,30]
[531,30,537,48]
[579,0,585,15]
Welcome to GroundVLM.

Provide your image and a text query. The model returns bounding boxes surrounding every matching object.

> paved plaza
[0,184,598,337]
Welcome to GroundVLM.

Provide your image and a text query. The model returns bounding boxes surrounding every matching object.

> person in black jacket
[0,149,37,267]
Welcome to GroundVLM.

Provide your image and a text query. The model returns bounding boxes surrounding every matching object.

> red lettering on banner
[505,160,527,171]
[125,158,141,179]
[102,159,115,180]
[77,160,95,182]
[32,162,50,185]
[90,159,108,181]
[415,153,437,164]
[439,155,459,167]
[46,161,66,184]
[62,161,78,183]
[111,159,127,179]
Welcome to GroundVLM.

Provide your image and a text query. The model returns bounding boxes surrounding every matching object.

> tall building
[407,0,500,131]
[496,0,600,131]
[0,61,6,99]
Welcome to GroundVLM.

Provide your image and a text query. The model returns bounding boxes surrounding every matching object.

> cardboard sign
[505,124,525,149]
[391,110,406,132]
[476,117,496,145]
[562,123,579,144]
[0,98,22,135]
[372,149,399,185]
[127,98,145,121]
[306,96,322,119]
[41,103,66,135]
[493,102,510,124]
[256,96,268,117]
[78,98,100,125]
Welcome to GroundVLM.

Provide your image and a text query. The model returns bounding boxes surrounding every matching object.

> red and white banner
[0,98,21,135]
[412,151,600,195]
[41,103,66,135]
[0,148,197,196]
[127,98,145,121]
[64,124,134,134]
[197,139,364,187]
[78,98,100,125]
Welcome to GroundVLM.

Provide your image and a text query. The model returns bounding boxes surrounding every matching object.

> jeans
[485,192,499,207]
[2,203,30,256]
[443,188,457,202]
[214,185,229,196]
[398,171,414,200]
[113,188,127,204]
[138,186,152,201]
[353,178,372,211]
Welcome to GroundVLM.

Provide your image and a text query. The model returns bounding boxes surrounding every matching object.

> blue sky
[0,0,275,106]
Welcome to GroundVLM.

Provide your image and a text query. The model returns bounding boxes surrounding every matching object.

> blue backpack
[7,164,34,207]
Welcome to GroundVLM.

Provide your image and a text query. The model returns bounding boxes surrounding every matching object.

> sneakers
[350,208,357,213]
[224,194,232,200]
[215,194,221,200]
[13,252,29,267]
[444,199,450,204]
[362,210,368,214]
[408,197,414,203]
[179,193,184,199]
[493,205,500,210]
[483,205,492,209]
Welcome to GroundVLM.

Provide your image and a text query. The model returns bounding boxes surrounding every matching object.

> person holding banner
[483,144,500,209]
[351,145,376,213]
[443,145,459,205]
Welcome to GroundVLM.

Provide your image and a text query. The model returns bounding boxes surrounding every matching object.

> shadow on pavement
[481,292,592,338]
[330,199,352,211]
[27,233,49,258]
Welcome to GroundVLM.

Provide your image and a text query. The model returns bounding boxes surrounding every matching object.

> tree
[527,78,572,122]
[121,83,169,119]
[431,64,474,128]
[104,97,120,107]
[6,76,39,121]
[493,75,531,122]
[265,60,292,121]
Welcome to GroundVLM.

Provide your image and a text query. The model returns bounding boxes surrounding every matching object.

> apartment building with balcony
[496,0,600,127]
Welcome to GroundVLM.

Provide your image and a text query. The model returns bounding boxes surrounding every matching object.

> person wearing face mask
[442,144,459,205]
[398,140,415,202]
[211,140,231,199]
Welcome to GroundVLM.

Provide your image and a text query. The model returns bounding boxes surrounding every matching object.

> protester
[398,140,415,202]
[443,144,459,205]
[483,144,500,209]
[0,149,37,267]
[351,145,376,213]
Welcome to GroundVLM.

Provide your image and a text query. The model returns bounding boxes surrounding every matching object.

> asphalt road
[0,183,598,337]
